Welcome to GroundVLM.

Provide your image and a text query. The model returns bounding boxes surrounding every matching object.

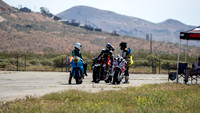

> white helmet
[74,42,82,50]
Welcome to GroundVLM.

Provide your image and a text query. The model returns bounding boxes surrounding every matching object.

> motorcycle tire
[92,70,96,82]
[75,70,80,84]
[113,69,119,84]
[94,67,101,83]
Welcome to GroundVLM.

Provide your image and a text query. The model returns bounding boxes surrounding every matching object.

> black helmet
[119,42,127,50]
[106,43,113,50]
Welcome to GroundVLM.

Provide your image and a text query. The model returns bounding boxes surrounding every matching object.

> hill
[0,0,15,12]
[0,2,199,56]
[57,6,199,46]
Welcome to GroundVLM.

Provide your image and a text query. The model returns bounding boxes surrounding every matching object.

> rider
[94,43,114,81]
[119,42,133,84]
[96,43,114,68]
[72,42,87,76]
[69,42,87,84]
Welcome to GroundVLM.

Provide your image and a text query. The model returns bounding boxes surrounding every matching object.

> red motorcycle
[92,56,112,83]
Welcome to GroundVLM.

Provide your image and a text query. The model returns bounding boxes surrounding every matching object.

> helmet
[119,42,127,50]
[106,43,113,50]
[74,42,82,50]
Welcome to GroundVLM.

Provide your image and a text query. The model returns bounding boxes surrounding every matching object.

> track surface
[0,71,168,102]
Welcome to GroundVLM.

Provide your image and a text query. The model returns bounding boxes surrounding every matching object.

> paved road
[0,71,168,102]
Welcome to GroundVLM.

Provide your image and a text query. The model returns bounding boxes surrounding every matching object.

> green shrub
[8,58,17,65]
[40,60,53,66]
[53,56,65,67]
[0,62,6,68]
[146,54,155,60]
[0,59,4,62]
[29,60,39,65]
[133,60,151,67]
[161,60,176,69]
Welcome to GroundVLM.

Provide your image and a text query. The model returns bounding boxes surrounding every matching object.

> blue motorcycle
[69,56,84,84]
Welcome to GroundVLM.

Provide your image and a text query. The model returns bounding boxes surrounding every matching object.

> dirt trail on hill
[0,71,168,102]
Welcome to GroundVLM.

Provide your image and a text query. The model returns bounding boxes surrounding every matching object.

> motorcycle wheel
[113,69,119,84]
[75,70,80,84]
[92,69,96,82]
[94,67,100,83]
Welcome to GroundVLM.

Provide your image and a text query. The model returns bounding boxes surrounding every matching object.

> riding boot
[83,63,88,76]
[69,77,72,84]
[123,76,129,84]
[69,72,73,84]
[84,69,88,76]
[82,72,84,79]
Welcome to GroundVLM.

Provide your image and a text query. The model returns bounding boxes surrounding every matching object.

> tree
[40,7,53,17]
[40,7,49,14]
[19,7,31,13]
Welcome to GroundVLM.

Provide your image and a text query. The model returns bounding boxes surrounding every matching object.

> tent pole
[176,39,181,83]
[185,40,188,63]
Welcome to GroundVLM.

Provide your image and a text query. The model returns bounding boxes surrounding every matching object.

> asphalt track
[0,71,169,102]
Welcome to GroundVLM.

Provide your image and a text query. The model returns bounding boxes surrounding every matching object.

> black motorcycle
[92,57,112,83]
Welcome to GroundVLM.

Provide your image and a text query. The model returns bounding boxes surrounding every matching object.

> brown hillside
[0,0,14,12]
[0,11,199,56]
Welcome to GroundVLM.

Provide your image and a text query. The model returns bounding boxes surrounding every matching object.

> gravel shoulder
[0,71,168,102]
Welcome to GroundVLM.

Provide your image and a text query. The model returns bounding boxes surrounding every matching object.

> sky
[4,0,200,26]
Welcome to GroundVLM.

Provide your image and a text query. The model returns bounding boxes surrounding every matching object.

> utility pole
[146,33,153,54]
[146,34,149,40]
[150,33,152,54]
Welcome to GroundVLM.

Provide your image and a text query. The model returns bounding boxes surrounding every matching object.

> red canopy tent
[176,26,200,83]
[180,26,200,40]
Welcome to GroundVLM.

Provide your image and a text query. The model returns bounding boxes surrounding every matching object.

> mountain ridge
[0,2,199,55]
[57,5,199,46]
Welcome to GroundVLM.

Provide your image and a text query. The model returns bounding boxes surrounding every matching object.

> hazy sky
[4,0,200,26]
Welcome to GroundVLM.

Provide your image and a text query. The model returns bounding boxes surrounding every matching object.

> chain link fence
[0,55,174,74]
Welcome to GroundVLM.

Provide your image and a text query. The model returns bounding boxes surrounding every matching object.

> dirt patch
[0,16,5,22]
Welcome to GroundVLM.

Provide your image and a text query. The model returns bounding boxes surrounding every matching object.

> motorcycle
[92,56,112,83]
[92,57,101,83]
[69,56,84,84]
[112,55,126,84]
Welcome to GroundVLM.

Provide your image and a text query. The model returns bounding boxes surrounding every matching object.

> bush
[8,58,17,65]
[29,60,39,65]
[53,56,65,67]
[0,59,4,62]
[133,60,151,67]
[0,62,6,68]
[40,60,53,66]
[161,60,176,69]
[146,54,155,60]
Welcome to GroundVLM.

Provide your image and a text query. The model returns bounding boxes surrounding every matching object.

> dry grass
[0,83,199,113]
